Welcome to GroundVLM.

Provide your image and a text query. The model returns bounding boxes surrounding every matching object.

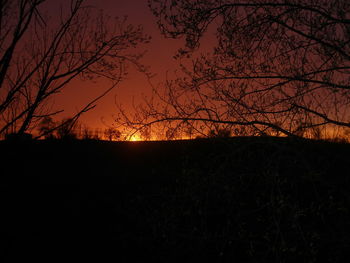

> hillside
[1,137,350,262]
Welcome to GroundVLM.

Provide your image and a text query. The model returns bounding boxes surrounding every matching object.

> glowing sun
[129,134,142,142]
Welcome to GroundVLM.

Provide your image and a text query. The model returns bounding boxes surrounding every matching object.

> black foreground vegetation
[1,137,350,262]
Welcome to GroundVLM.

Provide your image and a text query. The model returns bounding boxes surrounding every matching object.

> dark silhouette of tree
[119,0,350,139]
[38,116,55,139]
[56,117,78,139]
[208,128,231,138]
[0,0,150,139]
[104,127,121,141]
[80,125,95,140]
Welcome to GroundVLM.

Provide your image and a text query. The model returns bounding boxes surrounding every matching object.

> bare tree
[56,117,78,139]
[118,0,350,139]
[0,0,150,138]
[104,127,121,141]
[38,116,55,139]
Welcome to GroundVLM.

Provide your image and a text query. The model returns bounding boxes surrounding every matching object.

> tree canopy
[0,0,149,138]
[120,0,350,140]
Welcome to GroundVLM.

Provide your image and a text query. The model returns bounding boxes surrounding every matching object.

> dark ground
[1,137,350,262]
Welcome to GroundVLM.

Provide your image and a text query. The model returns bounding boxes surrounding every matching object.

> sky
[48,0,185,131]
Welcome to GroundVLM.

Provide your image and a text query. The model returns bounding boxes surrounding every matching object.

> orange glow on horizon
[129,134,142,142]
[50,0,184,132]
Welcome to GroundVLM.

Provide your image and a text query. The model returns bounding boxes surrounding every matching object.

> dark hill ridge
[1,137,350,262]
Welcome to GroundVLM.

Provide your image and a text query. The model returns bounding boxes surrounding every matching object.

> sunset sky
[49,0,185,131]
[2,0,348,141]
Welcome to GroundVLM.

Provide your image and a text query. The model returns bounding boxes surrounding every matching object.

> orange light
[129,134,142,142]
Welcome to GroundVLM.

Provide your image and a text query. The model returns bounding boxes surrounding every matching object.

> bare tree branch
[0,0,150,137]
[118,0,350,140]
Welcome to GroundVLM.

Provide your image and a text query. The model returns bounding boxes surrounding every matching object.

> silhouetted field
[1,137,350,262]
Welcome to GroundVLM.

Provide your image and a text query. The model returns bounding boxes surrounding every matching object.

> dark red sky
[48,0,184,130]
